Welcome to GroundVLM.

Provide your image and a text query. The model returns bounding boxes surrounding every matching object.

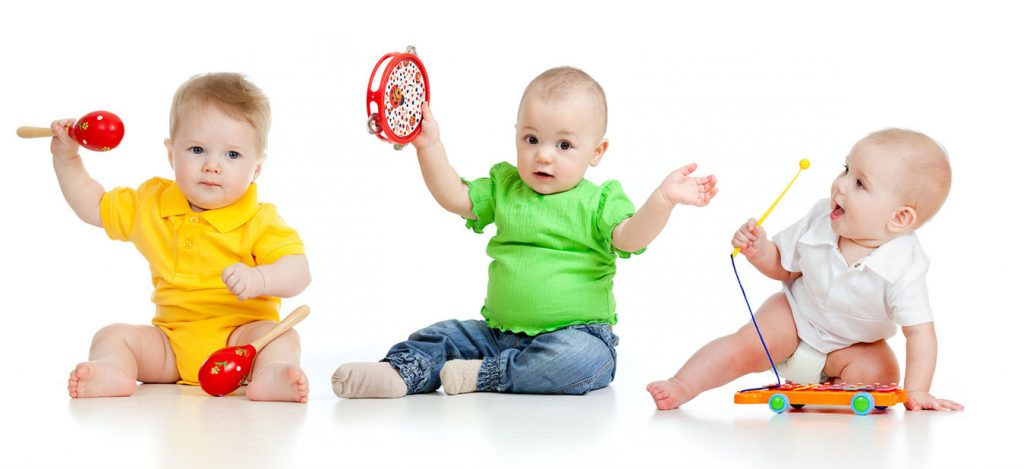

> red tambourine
[366,46,430,150]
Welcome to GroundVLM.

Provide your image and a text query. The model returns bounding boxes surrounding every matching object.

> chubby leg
[647,292,799,410]
[822,340,900,385]
[69,324,179,398]
[229,321,308,403]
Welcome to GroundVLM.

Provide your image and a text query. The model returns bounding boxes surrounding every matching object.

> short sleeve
[597,181,643,258]
[251,205,305,265]
[773,198,830,272]
[463,162,512,234]
[888,262,934,326]
[100,185,139,242]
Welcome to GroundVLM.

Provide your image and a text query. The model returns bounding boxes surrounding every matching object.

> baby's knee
[410,318,478,341]
[259,322,302,344]
[424,319,464,331]
[91,323,136,344]
[274,328,301,344]
[728,331,779,372]
[842,353,900,384]
[726,343,770,373]
[858,357,900,384]
[550,343,616,394]
[561,330,617,376]
[576,338,615,370]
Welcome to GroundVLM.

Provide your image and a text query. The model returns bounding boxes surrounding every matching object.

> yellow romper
[101,177,305,384]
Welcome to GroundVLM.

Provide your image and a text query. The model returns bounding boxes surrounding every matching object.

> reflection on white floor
[6,364,989,469]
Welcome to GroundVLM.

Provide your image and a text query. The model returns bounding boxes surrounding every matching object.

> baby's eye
[189,146,204,155]
[842,164,849,174]
[227,150,241,160]
[557,141,573,151]
[525,135,539,145]
[856,179,865,189]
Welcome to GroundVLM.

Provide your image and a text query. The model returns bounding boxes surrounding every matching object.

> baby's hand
[50,119,80,162]
[905,390,964,411]
[222,263,266,301]
[732,219,770,257]
[411,102,440,152]
[658,163,718,207]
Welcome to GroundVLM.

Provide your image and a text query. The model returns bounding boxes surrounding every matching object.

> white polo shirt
[773,199,934,354]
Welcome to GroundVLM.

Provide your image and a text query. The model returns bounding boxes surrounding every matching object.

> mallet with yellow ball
[731,158,811,257]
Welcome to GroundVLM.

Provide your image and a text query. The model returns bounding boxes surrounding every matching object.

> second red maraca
[17,110,124,152]
[198,305,311,397]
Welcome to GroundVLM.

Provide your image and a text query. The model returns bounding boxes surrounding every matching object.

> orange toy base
[735,382,907,415]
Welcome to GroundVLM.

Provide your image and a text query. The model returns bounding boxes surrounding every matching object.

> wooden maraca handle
[16,127,56,138]
[250,305,310,352]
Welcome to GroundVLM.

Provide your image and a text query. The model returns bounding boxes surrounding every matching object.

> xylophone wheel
[851,392,875,415]
[768,393,790,414]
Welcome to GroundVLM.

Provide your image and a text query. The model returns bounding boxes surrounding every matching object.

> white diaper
[775,341,827,384]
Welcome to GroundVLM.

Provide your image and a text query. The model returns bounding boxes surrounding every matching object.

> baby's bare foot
[646,377,694,410]
[68,361,137,398]
[246,362,309,403]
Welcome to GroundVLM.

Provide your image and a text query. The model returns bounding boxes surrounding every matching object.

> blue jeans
[384,319,619,395]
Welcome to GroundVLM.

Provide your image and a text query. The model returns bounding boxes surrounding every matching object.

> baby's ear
[252,154,267,181]
[888,206,918,233]
[590,138,609,167]
[164,138,174,169]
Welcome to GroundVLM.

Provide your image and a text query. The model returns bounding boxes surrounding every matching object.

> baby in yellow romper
[54,73,312,403]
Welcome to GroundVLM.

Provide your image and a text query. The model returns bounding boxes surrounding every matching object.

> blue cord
[731,254,782,391]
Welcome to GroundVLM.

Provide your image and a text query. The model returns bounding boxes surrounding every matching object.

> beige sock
[440,359,483,395]
[331,362,407,398]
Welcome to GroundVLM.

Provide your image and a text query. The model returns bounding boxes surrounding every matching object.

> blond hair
[170,73,271,154]
[861,128,952,226]
[520,66,608,136]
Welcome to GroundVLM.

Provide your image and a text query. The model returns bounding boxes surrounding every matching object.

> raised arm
[222,254,311,301]
[612,163,717,253]
[410,103,474,219]
[50,119,104,227]
[902,322,963,411]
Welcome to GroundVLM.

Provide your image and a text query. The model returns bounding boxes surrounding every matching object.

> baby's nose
[832,180,845,195]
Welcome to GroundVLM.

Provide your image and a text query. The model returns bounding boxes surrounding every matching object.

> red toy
[198,305,310,396]
[17,110,125,151]
[366,45,430,150]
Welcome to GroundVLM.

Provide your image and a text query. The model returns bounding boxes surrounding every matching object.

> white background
[0,1,1019,467]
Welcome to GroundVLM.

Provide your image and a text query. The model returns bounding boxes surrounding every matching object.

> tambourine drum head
[383,58,428,140]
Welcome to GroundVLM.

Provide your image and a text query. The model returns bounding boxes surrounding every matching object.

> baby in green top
[333,66,718,397]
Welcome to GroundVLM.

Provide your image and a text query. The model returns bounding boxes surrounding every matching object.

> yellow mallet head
[799,159,810,170]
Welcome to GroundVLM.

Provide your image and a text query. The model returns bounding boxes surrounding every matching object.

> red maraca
[198,305,311,396]
[17,110,124,151]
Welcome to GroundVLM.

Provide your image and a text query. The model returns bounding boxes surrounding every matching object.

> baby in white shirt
[648,128,963,412]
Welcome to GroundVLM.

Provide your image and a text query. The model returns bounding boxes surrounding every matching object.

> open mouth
[533,171,554,179]
[830,201,845,220]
